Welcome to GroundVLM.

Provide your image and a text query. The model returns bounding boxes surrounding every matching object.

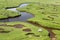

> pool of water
[19,3,29,8]
[0,12,33,22]
[0,3,34,22]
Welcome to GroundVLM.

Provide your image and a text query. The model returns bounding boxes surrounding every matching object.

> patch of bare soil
[13,24,25,28]
[27,21,57,40]
[47,29,56,40]
[0,28,4,30]
[23,28,31,32]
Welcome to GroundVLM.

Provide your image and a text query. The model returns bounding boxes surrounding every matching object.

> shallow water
[19,3,29,8]
[0,3,34,22]
[7,3,29,12]
[7,8,18,12]
[0,12,33,22]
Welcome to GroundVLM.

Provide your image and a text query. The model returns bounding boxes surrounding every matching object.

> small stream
[0,3,34,22]
[0,3,57,40]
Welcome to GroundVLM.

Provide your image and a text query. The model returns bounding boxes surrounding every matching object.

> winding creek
[0,3,34,22]
[0,12,34,22]
[0,3,57,40]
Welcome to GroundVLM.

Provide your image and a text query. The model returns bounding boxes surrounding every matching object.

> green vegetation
[53,30,60,35]
[0,9,20,19]
[0,22,50,40]
[17,2,60,40]
[56,35,60,40]
[0,0,60,40]
[17,3,60,29]
[0,0,60,19]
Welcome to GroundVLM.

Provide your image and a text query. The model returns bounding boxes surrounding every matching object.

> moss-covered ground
[0,22,50,40]
[17,3,60,29]
[0,0,60,19]
[0,0,60,40]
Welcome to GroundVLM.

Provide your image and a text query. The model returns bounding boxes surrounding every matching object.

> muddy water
[0,3,34,22]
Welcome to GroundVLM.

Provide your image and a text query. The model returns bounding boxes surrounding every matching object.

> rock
[38,29,43,32]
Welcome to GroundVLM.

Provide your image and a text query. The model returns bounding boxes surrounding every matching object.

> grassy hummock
[0,9,20,19]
